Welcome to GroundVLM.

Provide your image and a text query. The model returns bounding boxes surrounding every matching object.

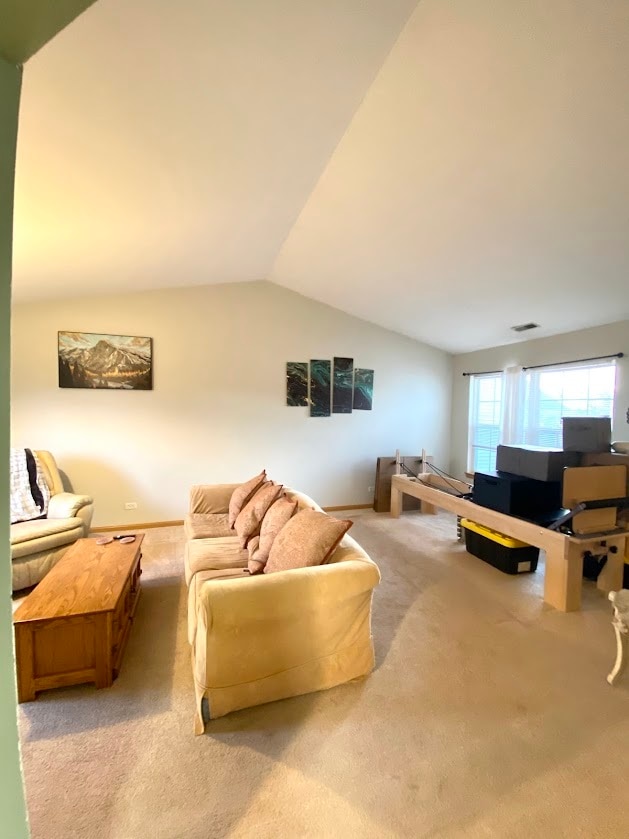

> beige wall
[11,280,453,526]
[1,56,29,839]
[450,320,629,479]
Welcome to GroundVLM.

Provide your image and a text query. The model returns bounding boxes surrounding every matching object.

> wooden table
[390,474,628,613]
[13,535,143,702]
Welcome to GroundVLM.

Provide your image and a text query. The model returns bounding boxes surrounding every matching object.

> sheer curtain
[500,365,523,447]
[467,359,617,473]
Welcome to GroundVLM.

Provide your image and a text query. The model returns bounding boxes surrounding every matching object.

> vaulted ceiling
[11,0,629,352]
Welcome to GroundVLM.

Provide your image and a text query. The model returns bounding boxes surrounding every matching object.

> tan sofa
[11,451,94,591]
[185,482,380,733]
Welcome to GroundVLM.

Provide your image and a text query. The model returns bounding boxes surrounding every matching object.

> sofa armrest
[189,483,240,515]
[48,493,94,535]
[199,559,380,628]
[193,559,380,701]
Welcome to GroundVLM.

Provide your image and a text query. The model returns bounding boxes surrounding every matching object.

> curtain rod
[462,370,501,377]
[522,352,623,371]
[463,352,623,377]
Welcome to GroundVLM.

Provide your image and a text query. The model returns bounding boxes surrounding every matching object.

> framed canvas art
[58,331,153,390]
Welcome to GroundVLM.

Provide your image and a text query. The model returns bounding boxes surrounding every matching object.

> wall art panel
[353,368,374,410]
[333,357,354,413]
[310,359,331,417]
[286,362,308,406]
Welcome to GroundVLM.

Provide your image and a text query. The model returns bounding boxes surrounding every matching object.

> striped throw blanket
[10,448,51,524]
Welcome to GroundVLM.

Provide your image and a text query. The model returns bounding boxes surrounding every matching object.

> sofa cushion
[184,513,232,540]
[184,537,248,586]
[234,482,283,548]
[248,496,298,574]
[264,510,353,574]
[228,471,266,528]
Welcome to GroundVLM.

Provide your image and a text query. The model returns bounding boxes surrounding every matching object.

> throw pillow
[247,535,263,574]
[228,470,266,528]
[247,496,297,574]
[264,510,352,574]
[234,482,284,548]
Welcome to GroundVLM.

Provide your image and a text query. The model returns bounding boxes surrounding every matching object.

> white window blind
[468,373,503,473]
[521,359,617,448]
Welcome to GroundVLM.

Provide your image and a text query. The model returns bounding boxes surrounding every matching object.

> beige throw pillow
[264,510,352,574]
[248,496,297,574]
[228,470,266,528]
[234,482,283,548]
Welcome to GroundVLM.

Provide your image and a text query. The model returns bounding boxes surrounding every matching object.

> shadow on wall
[58,456,144,526]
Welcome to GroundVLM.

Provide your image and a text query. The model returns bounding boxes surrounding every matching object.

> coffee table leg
[15,626,36,702]
[94,615,113,689]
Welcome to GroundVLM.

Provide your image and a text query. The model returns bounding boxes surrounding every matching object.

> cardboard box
[562,417,611,453]
[580,451,629,493]
[496,444,581,482]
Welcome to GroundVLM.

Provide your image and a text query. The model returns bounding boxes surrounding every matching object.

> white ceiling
[12,0,629,353]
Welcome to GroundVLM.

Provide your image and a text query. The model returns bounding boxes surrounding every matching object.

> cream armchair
[185,483,380,733]
[11,451,94,591]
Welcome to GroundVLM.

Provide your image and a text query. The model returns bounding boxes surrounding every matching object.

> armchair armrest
[48,492,94,535]
[189,483,240,515]
[48,492,93,519]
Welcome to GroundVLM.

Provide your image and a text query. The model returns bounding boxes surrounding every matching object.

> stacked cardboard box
[496,417,613,481]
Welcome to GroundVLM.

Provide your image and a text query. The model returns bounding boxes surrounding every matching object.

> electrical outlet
[368,485,375,493]
[124,501,138,510]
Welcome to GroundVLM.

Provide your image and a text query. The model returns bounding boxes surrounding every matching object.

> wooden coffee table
[13,535,143,702]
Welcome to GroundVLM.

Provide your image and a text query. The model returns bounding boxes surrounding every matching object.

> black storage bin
[472,470,562,517]
[461,519,539,575]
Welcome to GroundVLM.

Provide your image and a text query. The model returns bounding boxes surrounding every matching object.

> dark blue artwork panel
[310,359,331,417]
[333,357,353,413]
[286,362,308,406]
[353,368,374,410]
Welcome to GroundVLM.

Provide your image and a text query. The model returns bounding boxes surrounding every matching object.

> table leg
[543,542,583,612]
[14,626,36,702]
[390,485,402,518]
[597,536,626,594]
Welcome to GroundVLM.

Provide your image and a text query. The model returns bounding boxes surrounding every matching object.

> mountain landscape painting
[58,332,153,390]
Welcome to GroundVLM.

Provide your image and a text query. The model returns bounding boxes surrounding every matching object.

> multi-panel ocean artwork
[286,358,373,415]
[286,362,308,406]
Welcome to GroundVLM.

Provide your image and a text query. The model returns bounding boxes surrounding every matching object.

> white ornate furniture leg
[607,590,629,685]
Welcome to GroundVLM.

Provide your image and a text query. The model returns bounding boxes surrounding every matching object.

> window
[521,360,616,448]
[467,359,617,473]
[468,373,503,473]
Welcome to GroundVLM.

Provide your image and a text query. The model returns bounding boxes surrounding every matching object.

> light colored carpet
[17,511,629,839]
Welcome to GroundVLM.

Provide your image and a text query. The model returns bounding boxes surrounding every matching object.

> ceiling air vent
[511,322,539,333]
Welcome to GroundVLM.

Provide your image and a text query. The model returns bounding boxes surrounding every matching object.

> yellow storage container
[460,518,539,575]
